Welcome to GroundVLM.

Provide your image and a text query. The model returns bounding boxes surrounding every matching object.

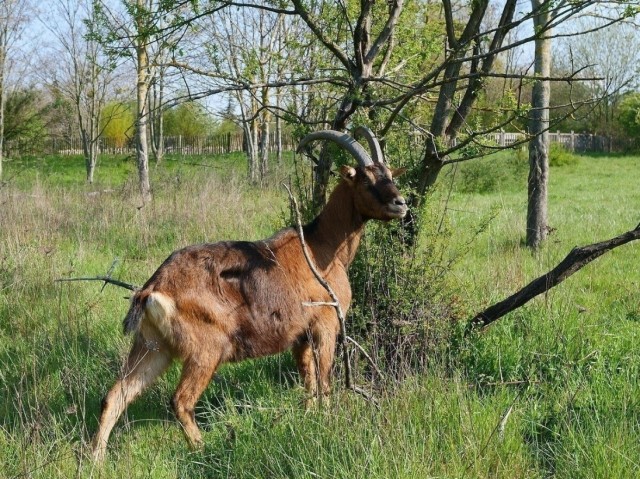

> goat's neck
[304,181,365,272]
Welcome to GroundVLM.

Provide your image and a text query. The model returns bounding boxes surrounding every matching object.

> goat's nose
[394,196,406,206]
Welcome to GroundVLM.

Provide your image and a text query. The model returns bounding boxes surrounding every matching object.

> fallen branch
[469,223,640,331]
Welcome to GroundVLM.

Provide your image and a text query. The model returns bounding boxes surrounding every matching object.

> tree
[163,101,213,137]
[43,0,117,183]
[556,17,640,138]
[2,88,48,148]
[0,0,32,179]
[194,4,298,184]
[100,101,135,147]
[526,0,552,250]
[617,92,640,141]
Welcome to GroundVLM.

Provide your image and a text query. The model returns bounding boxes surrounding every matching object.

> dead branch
[284,184,353,390]
[54,276,139,291]
[468,223,640,331]
[346,335,385,382]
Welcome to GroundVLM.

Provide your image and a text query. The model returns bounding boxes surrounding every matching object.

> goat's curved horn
[297,130,373,167]
[353,126,384,164]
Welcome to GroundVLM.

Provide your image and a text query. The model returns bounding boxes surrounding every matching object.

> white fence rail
[6,130,633,157]
[6,132,296,157]
[485,130,632,153]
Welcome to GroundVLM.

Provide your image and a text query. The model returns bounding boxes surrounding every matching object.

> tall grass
[0,152,638,478]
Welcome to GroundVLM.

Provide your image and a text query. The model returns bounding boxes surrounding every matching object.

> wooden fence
[5,131,297,157]
[485,130,635,153]
[6,129,633,157]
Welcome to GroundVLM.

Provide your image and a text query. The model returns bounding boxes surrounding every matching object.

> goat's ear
[339,165,357,182]
[391,167,407,178]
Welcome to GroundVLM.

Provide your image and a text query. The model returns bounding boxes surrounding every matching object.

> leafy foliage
[617,92,640,140]
[455,149,528,194]
[163,102,215,137]
[100,102,135,148]
[548,142,581,167]
[3,89,49,145]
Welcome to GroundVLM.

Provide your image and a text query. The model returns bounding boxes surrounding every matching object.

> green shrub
[549,142,580,167]
[455,149,528,194]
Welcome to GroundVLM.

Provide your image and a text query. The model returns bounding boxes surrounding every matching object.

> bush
[455,149,528,194]
[549,142,580,167]
[345,196,489,380]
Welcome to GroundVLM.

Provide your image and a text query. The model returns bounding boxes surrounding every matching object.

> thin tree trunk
[259,86,269,183]
[136,5,152,204]
[149,67,164,164]
[0,85,4,180]
[259,119,269,183]
[0,30,6,181]
[276,92,282,164]
[250,119,259,184]
[526,0,551,249]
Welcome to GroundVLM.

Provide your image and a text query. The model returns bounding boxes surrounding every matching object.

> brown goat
[90,128,407,461]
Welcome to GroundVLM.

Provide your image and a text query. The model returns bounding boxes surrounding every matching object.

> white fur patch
[145,292,176,339]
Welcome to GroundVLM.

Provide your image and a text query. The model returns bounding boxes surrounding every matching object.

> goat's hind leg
[90,333,171,462]
[171,350,221,449]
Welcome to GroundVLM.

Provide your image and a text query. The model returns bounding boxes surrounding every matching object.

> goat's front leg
[293,320,339,406]
[292,335,318,407]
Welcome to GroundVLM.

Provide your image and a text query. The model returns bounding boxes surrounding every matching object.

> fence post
[570,131,575,152]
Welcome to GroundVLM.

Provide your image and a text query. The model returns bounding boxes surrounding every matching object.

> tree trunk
[0,84,4,181]
[0,30,6,181]
[259,86,269,183]
[136,3,152,204]
[275,92,282,164]
[259,119,269,183]
[149,66,164,164]
[311,91,357,212]
[526,0,551,249]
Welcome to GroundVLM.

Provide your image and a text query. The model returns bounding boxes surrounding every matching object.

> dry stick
[55,276,139,292]
[345,335,385,382]
[468,222,640,331]
[283,184,353,390]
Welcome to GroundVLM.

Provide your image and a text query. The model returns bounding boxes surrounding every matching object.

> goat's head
[298,126,408,221]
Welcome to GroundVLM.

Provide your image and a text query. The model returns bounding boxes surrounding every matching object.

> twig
[55,276,138,292]
[349,385,380,409]
[302,301,339,307]
[346,336,385,382]
[101,258,120,292]
[283,184,353,390]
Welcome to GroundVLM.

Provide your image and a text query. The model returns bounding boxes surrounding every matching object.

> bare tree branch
[284,183,353,390]
[468,223,640,331]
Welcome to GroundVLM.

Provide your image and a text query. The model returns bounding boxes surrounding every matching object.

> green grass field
[1,151,638,478]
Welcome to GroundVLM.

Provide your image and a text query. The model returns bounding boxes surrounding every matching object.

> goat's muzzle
[386,196,408,218]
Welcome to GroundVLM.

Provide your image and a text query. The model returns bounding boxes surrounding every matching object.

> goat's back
[123,228,351,362]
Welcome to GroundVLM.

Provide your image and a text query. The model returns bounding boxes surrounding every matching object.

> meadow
[0,150,638,478]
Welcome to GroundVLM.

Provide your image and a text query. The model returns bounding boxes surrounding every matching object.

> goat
[90,127,407,461]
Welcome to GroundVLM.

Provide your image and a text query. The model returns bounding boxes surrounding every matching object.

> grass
[1,151,639,478]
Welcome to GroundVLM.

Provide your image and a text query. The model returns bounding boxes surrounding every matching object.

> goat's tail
[122,290,176,338]
[123,292,147,335]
